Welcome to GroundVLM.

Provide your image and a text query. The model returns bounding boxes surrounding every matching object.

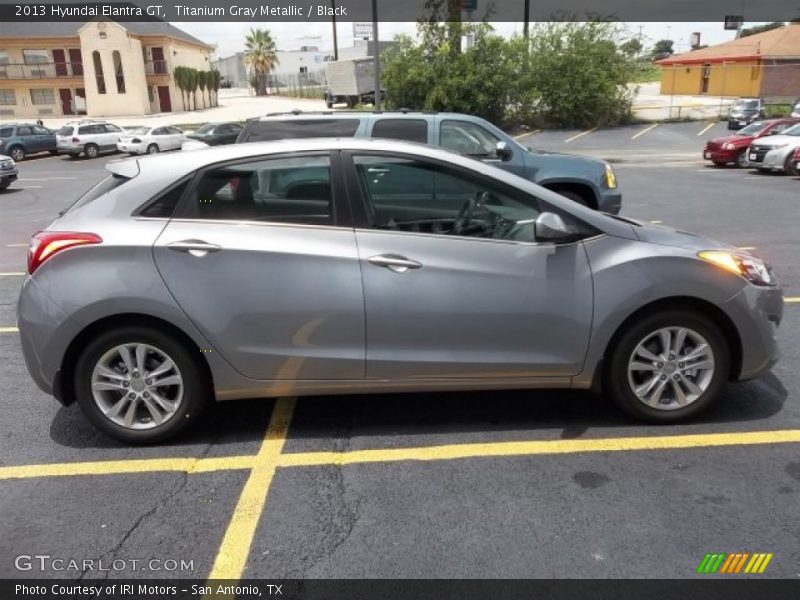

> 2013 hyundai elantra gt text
[17,139,783,443]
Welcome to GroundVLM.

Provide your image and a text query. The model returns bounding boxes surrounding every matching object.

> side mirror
[496,141,512,161]
[534,212,572,242]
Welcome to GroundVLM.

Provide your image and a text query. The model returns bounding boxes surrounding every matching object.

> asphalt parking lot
[1,130,799,584]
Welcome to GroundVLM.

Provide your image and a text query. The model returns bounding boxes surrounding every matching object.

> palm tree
[210,69,221,106]
[186,68,198,110]
[174,66,187,111]
[197,70,208,109]
[244,28,278,96]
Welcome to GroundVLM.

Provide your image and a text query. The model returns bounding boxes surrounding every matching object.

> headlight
[722,143,736,150]
[604,163,617,189]
[698,250,776,286]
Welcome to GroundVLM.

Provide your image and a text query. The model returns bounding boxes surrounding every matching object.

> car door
[104,123,122,149]
[31,125,55,151]
[226,124,243,144]
[167,126,184,150]
[344,151,593,380]
[437,119,526,176]
[15,125,36,152]
[153,152,365,381]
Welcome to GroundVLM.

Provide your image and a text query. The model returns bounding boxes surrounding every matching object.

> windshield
[196,124,217,134]
[781,124,800,136]
[127,127,151,135]
[736,121,767,136]
[733,100,758,110]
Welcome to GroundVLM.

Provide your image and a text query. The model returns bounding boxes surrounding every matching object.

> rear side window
[137,179,189,218]
[370,119,428,143]
[241,119,359,142]
[57,126,73,136]
[0,127,13,138]
[62,174,129,214]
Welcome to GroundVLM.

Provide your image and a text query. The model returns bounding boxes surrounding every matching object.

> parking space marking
[17,177,77,181]
[649,220,663,224]
[786,297,800,304]
[631,123,658,140]
[697,122,716,136]
[564,127,596,143]
[513,129,540,140]
[0,272,24,276]
[737,246,756,251]
[5,243,27,247]
[277,429,800,468]
[0,455,255,481]
[0,327,19,333]
[206,396,296,582]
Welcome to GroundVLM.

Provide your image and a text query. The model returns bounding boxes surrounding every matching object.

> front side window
[440,120,501,158]
[29,88,54,105]
[16,126,33,136]
[370,119,428,143]
[353,155,540,241]
[243,119,359,142]
[181,155,333,225]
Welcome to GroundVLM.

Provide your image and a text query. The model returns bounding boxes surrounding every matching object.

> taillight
[27,231,102,274]
[71,136,80,143]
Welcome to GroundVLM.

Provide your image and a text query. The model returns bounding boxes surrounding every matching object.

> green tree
[210,69,221,106]
[186,68,198,110]
[173,66,187,111]
[197,70,208,109]
[620,38,643,57]
[741,22,784,37]
[244,28,278,96]
[650,39,674,60]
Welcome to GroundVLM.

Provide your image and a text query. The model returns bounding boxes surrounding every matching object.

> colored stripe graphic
[697,552,772,574]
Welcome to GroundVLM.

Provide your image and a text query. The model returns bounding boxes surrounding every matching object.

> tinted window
[215,124,231,134]
[57,126,74,136]
[0,127,13,138]
[353,155,540,241]
[138,179,189,218]
[16,126,33,136]
[32,126,50,135]
[63,175,129,214]
[371,119,428,143]
[78,125,103,134]
[440,120,501,158]
[105,124,122,132]
[196,124,216,134]
[181,155,332,225]
[242,119,359,142]
[167,127,182,134]
[153,127,167,135]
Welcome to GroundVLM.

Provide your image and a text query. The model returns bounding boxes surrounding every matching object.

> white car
[56,121,124,159]
[746,124,800,172]
[117,126,185,155]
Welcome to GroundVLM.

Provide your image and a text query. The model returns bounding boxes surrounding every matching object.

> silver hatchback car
[18,139,783,443]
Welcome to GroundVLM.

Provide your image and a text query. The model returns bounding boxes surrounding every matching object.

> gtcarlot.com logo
[696,552,773,574]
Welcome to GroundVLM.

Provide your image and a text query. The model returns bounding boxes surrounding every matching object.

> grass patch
[630,63,661,84]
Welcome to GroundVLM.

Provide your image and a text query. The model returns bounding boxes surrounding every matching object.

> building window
[299,66,308,74]
[29,88,55,105]
[0,89,16,105]
[0,50,9,65]
[23,49,50,64]
[112,50,125,93]
[92,51,106,94]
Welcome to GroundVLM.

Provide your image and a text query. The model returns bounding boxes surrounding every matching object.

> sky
[176,21,761,59]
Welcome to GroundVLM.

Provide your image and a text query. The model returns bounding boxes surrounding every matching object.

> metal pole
[523,0,530,37]
[331,0,339,61]
[371,0,381,110]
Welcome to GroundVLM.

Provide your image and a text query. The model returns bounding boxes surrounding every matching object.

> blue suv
[237,111,621,213]
[0,123,57,161]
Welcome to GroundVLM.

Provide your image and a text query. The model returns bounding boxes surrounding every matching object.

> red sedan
[704,118,800,167]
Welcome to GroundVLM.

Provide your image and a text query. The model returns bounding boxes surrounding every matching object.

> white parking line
[5,243,27,247]
[565,128,596,143]
[697,122,716,136]
[649,220,663,224]
[513,129,540,140]
[631,123,659,139]
[737,246,756,251]
[17,177,77,181]
[0,272,24,276]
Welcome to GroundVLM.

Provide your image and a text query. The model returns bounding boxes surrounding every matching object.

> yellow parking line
[0,272,24,276]
[697,122,716,136]
[0,455,255,480]
[0,326,19,333]
[785,297,800,304]
[737,246,756,251]
[632,123,659,139]
[205,397,296,583]
[277,429,800,468]
[513,129,540,140]
[565,127,596,143]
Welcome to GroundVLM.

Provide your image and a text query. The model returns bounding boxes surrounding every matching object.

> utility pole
[371,0,381,110]
[523,0,530,37]
[331,0,339,60]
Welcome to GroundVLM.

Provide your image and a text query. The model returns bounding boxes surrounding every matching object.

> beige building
[0,20,213,118]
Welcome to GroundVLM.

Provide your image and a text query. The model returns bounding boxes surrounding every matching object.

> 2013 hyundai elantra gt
[17,139,783,443]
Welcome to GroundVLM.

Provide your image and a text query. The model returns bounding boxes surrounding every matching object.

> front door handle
[367,254,423,274]
[166,239,222,257]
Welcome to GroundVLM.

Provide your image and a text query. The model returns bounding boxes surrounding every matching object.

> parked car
[56,121,124,158]
[704,118,800,167]
[790,98,800,118]
[183,122,243,147]
[727,98,764,130]
[0,154,18,190]
[18,139,782,443]
[791,146,800,175]
[237,111,622,213]
[746,123,800,173]
[117,125,185,154]
[0,123,57,161]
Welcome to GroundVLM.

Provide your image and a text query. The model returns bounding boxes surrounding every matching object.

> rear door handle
[166,239,222,257]
[367,254,423,273]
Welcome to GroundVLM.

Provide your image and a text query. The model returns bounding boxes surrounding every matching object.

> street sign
[353,22,373,40]
[690,32,701,48]
[724,15,743,30]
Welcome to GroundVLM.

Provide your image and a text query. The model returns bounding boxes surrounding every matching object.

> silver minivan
[18,139,783,443]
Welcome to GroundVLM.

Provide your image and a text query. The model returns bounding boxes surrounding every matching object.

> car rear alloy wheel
[9,146,24,161]
[75,326,210,442]
[90,343,184,430]
[627,327,715,410]
[147,144,159,154]
[84,143,99,159]
[607,310,729,423]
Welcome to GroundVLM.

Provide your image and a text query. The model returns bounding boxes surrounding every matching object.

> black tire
[147,143,159,154]
[0,180,10,190]
[49,149,59,155]
[555,189,591,208]
[74,326,211,444]
[8,145,25,161]
[712,160,727,167]
[84,143,99,159]
[325,100,334,109]
[606,309,730,423]
[735,149,748,168]
[783,154,796,175]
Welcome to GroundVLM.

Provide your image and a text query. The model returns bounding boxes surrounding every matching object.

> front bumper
[704,148,738,163]
[751,147,791,171]
[723,283,783,381]
[0,166,18,182]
